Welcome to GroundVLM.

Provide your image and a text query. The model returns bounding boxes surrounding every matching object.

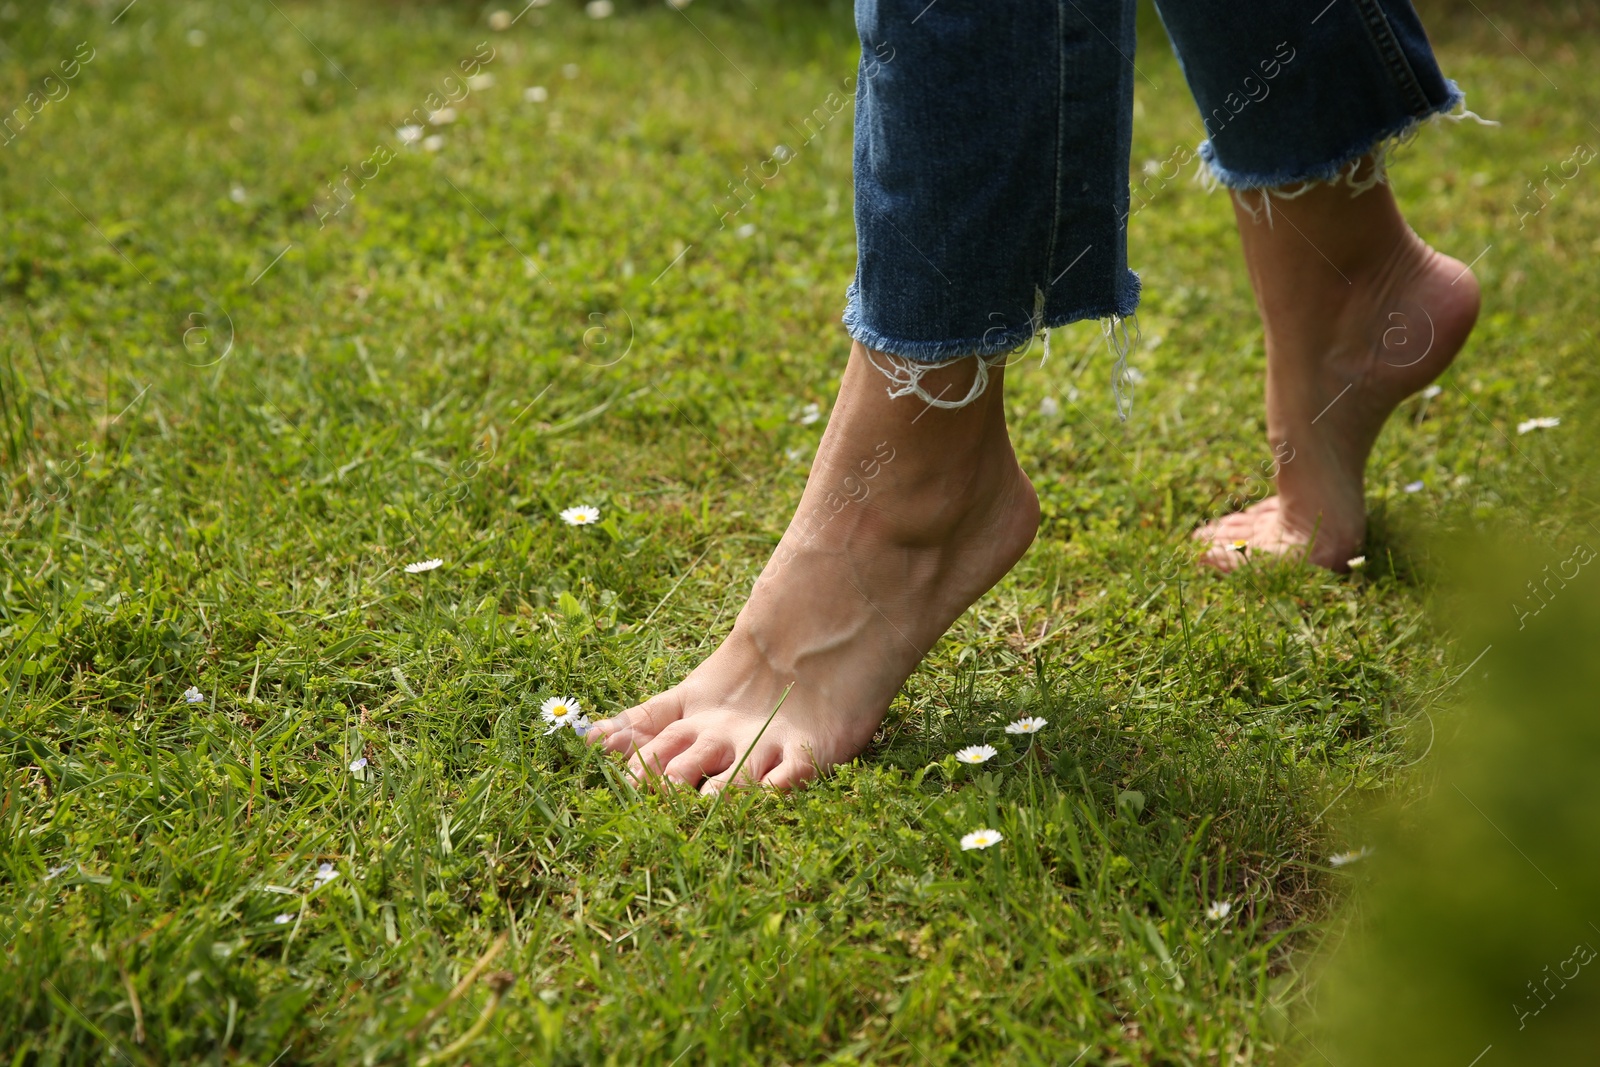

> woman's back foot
[1196,181,1481,573]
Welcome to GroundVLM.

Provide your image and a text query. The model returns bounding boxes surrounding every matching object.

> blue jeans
[843,0,1461,365]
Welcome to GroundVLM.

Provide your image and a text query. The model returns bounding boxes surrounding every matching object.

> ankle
[1346,223,1433,302]
[847,437,1027,548]
[1239,180,1418,317]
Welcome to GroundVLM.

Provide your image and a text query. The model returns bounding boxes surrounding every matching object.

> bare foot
[588,343,1039,790]
[1195,177,1481,573]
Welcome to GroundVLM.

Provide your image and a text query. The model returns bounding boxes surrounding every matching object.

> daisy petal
[1004,717,1047,735]
[960,829,1003,850]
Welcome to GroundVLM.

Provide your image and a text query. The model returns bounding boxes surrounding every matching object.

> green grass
[1,0,1596,1062]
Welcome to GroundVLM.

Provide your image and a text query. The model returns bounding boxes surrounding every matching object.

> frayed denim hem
[1197,81,1482,195]
[843,271,1142,413]
[842,272,1141,365]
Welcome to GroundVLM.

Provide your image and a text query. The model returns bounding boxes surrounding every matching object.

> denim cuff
[842,271,1141,366]
[1197,80,1466,192]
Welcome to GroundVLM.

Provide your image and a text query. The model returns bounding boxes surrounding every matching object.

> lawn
[1,0,1596,1063]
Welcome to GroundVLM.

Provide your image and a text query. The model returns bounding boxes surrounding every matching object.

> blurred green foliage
[1314,519,1600,1062]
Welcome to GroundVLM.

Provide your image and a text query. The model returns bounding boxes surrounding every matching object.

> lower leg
[1195,168,1481,571]
[589,343,1039,790]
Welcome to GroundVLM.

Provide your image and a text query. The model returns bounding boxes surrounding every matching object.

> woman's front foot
[588,343,1040,790]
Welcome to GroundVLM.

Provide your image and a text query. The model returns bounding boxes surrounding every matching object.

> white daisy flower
[467,73,495,91]
[1004,717,1047,735]
[1205,900,1232,921]
[523,86,549,103]
[960,828,1003,851]
[560,505,600,526]
[540,696,587,733]
[312,863,339,887]
[405,558,443,573]
[1403,480,1424,493]
[955,744,997,765]
[229,184,247,204]
[1421,384,1442,399]
[273,913,293,925]
[422,134,446,152]
[1517,416,1560,435]
[349,757,368,772]
[1231,539,1249,554]
[488,9,513,30]
[184,686,205,704]
[736,222,758,239]
[1346,555,1366,570]
[397,124,424,144]
[1329,846,1373,868]
[798,402,821,425]
[1038,396,1060,417]
[428,107,458,125]
[585,0,614,17]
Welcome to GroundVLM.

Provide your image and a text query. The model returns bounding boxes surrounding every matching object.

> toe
[1194,497,1281,543]
[761,754,820,791]
[1210,512,1262,540]
[662,737,734,788]
[596,691,685,753]
[625,721,698,783]
[699,741,783,795]
[1194,515,1251,545]
[1198,542,1248,573]
[1195,540,1253,571]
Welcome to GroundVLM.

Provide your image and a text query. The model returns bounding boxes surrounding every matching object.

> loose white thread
[1033,285,1052,368]
[864,348,1006,409]
[1105,313,1139,422]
